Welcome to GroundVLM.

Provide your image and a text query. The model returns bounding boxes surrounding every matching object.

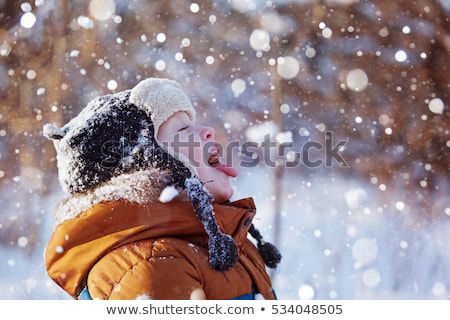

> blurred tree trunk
[271,66,284,255]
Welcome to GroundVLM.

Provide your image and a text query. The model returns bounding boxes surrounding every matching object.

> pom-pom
[208,233,238,271]
[257,241,282,269]
[249,224,282,269]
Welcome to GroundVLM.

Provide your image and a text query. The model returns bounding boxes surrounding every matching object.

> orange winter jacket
[45,197,276,300]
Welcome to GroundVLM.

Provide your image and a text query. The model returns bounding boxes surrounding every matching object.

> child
[43,77,281,300]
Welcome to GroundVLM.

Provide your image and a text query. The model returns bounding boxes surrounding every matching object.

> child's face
[157,112,237,203]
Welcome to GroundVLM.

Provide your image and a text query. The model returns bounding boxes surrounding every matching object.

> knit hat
[43,77,281,271]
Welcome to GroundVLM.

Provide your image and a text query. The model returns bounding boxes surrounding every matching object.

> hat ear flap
[185,177,239,271]
[43,123,65,140]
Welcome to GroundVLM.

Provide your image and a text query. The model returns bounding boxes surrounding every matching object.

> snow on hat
[43,77,280,271]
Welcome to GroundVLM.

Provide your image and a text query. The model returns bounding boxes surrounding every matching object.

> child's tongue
[214,163,238,177]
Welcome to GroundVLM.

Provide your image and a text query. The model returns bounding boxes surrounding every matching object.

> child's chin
[209,186,234,203]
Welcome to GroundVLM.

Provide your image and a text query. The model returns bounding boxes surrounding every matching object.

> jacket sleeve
[87,238,205,300]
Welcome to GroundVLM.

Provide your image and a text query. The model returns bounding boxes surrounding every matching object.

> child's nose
[200,126,215,141]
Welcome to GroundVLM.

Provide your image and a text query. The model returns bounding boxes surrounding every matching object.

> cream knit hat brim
[130,78,196,140]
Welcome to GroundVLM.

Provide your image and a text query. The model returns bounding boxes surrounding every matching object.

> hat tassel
[185,177,238,271]
[249,224,282,269]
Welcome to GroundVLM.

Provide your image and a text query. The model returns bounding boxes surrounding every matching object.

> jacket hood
[53,168,177,224]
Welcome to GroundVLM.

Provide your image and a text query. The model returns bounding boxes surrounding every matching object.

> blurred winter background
[0,0,449,300]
